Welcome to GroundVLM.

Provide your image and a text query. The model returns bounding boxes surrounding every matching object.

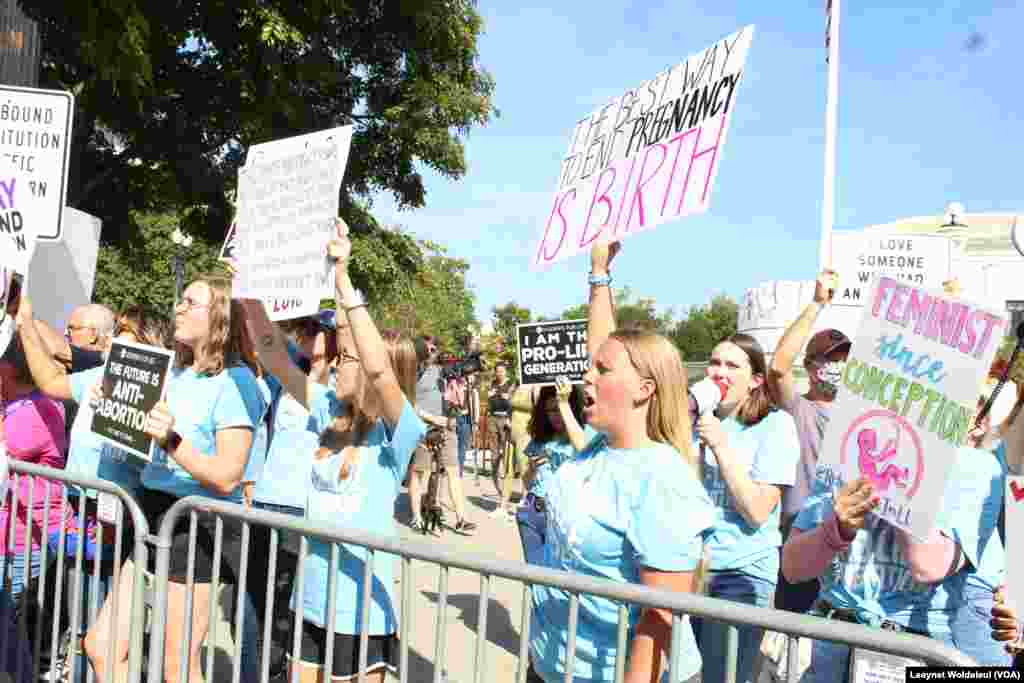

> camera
[440,351,484,381]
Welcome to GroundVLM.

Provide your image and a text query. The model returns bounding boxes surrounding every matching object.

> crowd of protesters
[0,230,1022,683]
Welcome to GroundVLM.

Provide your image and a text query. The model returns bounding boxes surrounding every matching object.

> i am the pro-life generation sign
[516,319,590,386]
[91,340,174,461]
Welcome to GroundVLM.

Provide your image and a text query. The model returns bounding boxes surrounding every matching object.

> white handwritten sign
[818,276,1005,538]
[831,232,952,308]
[234,126,352,320]
[0,86,74,271]
[532,26,753,268]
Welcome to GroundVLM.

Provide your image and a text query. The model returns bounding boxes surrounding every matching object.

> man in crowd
[408,335,477,534]
[767,269,850,613]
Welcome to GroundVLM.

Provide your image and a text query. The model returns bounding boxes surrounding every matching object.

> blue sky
[373,0,1024,327]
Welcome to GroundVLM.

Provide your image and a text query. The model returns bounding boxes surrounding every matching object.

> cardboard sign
[1006,475,1024,627]
[831,232,952,308]
[0,86,75,269]
[516,319,589,386]
[91,340,174,461]
[219,221,237,262]
[818,275,1006,538]
[26,207,101,333]
[533,26,754,268]
[234,126,352,316]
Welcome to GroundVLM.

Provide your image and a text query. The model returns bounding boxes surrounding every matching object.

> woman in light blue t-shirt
[691,333,800,683]
[530,241,715,683]
[245,220,425,683]
[518,380,589,565]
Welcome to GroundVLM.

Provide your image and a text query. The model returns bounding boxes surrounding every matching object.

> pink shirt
[0,391,71,553]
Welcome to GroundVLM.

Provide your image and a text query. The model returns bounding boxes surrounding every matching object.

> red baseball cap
[805,328,851,362]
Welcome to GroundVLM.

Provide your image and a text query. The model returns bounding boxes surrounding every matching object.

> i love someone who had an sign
[534,26,754,267]
[818,275,1006,539]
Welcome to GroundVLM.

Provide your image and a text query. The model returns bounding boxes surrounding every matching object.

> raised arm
[330,219,405,429]
[239,301,314,410]
[768,270,836,410]
[15,296,73,401]
[587,242,621,360]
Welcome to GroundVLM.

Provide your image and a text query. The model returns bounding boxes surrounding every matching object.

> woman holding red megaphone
[690,334,800,683]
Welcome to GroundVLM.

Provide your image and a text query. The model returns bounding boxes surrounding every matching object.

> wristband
[588,272,612,287]
[160,430,183,455]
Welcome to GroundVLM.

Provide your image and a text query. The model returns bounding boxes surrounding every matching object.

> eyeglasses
[177,297,210,312]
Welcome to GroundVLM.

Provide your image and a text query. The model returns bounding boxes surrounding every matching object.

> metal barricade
[1,461,149,683]
[146,497,975,683]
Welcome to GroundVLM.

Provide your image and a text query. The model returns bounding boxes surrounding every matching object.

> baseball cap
[805,328,851,362]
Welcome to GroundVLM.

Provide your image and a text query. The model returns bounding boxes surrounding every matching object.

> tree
[20,0,497,246]
[488,302,531,377]
[560,287,673,335]
[373,240,477,350]
[671,294,738,361]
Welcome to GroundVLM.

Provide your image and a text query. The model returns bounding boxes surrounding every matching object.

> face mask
[813,361,846,396]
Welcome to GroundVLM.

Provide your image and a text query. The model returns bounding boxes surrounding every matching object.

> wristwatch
[160,430,183,454]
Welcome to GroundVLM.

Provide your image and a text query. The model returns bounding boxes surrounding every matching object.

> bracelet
[344,302,367,313]
[588,272,612,287]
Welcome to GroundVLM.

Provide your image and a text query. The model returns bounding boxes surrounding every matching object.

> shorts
[412,427,459,472]
[139,489,245,584]
[292,620,397,680]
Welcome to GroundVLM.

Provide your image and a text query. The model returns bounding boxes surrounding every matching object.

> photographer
[408,336,477,535]
[442,333,484,478]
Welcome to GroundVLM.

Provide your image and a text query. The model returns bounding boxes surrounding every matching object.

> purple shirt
[780,394,831,521]
[0,392,71,553]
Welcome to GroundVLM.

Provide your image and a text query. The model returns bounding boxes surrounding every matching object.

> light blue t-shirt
[702,409,799,580]
[962,443,1007,592]
[142,365,265,502]
[795,445,1004,635]
[68,366,145,497]
[297,392,426,634]
[531,433,715,682]
[525,426,598,498]
[242,376,274,486]
[253,384,319,510]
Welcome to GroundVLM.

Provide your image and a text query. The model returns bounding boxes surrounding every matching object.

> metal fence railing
[145,496,975,683]
[2,460,149,683]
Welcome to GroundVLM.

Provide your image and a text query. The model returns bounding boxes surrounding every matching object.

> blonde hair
[609,328,698,476]
[610,328,710,592]
[175,273,242,376]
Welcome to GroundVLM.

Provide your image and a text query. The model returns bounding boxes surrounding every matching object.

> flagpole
[820,0,841,270]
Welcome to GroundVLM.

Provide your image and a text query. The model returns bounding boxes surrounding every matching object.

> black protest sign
[91,340,174,461]
[516,319,589,386]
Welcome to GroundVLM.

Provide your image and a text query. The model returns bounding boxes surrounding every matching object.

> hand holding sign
[834,479,879,541]
[144,401,176,449]
[815,269,838,305]
[327,218,352,267]
[590,240,621,275]
[555,376,572,402]
[991,586,1024,654]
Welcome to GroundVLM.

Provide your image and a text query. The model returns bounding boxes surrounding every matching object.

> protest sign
[831,232,952,308]
[27,207,101,333]
[219,221,237,262]
[818,275,1006,538]
[91,340,174,461]
[516,319,589,386]
[532,26,754,268]
[234,126,352,321]
[0,264,14,358]
[0,86,74,272]
[1006,475,1024,625]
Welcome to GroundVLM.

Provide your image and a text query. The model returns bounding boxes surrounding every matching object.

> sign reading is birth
[533,26,754,267]
[818,275,1006,538]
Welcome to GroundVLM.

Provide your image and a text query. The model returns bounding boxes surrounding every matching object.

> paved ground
[199,448,531,683]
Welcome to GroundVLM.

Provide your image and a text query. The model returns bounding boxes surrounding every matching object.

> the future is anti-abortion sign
[517,319,589,386]
[533,26,753,267]
[91,340,174,461]
[818,276,1005,538]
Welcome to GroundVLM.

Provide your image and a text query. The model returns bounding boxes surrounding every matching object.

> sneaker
[410,519,425,533]
[454,519,477,534]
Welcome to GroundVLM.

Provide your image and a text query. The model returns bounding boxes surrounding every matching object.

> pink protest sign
[532,26,754,268]
[818,275,1006,538]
